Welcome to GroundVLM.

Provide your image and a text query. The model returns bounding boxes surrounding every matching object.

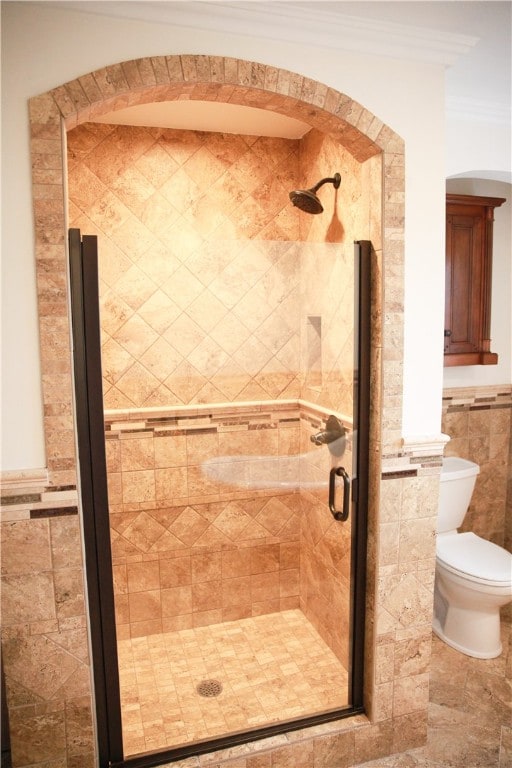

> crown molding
[446,95,511,125]
[48,1,479,66]
[401,433,450,457]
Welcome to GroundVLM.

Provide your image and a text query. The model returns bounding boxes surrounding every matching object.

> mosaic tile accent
[105,400,350,510]
[0,485,79,522]
[30,507,78,518]
[117,609,349,756]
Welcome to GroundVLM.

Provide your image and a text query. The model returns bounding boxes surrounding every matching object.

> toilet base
[432,615,502,659]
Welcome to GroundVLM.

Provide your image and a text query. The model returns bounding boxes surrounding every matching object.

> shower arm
[309,174,341,193]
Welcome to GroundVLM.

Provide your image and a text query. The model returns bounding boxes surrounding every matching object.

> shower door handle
[329,466,350,521]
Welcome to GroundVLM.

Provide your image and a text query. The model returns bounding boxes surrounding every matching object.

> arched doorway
[29,55,404,767]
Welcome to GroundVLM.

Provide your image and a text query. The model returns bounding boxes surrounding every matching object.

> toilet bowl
[433,457,512,658]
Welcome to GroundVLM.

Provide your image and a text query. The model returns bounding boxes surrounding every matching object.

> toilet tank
[437,457,480,533]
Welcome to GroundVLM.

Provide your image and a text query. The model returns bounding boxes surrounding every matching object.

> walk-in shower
[67,123,371,766]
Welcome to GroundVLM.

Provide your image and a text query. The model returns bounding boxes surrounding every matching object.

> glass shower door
[70,229,370,765]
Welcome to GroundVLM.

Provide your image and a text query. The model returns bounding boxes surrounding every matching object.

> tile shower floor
[118,609,349,756]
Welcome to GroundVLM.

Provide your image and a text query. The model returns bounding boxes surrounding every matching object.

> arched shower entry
[28,55,404,767]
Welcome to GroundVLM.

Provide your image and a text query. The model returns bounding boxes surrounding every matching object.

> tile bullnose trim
[401,433,450,457]
[104,399,355,434]
[0,467,49,495]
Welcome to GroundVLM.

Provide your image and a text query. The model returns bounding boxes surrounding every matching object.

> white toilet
[433,456,512,658]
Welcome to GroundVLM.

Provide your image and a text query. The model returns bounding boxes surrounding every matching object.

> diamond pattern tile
[209,313,250,356]
[100,290,134,338]
[139,338,183,382]
[213,503,252,540]
[186,289,228,333]
[161,265,205,311]
[163,315,205,358]
[115,362,162,407]
[187,337,229,378]
[115,315,159,359]
[114,264,158,312]
[67,124,353,412]
[137,290,181,335]
[256,498,295,536]
[102,337,135,386]
[136,244,182,285]
[67,126,300,408]
[169,507,210,546]
[122,511,168,553]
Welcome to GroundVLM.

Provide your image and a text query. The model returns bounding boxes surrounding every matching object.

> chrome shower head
[289,172,341,214]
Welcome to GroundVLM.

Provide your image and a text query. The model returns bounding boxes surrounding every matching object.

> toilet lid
[437,532,512,584]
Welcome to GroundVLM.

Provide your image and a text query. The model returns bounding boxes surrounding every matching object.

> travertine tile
[1,572,56,624]
[9,708,66,765]
[118,610,349,756]
[443,387,511,550]
[0,519,52,575]
[22,53,411,768]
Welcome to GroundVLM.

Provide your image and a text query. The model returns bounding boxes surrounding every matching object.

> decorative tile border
[105,399,352,438]
[0,485,78,522]
[443,385,512,412]
[380,433,449,479]
[29,506,78,519]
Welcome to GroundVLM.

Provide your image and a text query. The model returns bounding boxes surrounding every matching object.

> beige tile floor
[118,613,511,766]
[354,619,512,768]
[118,609,349,756]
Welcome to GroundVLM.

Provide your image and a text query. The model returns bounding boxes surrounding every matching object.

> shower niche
[68,119,378,766]
[306,315,322,388]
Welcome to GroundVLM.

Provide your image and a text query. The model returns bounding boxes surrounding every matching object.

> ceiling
[55,1,511,142]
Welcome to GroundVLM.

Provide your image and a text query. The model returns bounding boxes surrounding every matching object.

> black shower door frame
[69,228,371,768]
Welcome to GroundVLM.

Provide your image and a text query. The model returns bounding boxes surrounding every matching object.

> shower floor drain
[196,679,223,698]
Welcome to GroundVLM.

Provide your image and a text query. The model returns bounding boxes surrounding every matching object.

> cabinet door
[444,194,504,367]
[444,210,484,356]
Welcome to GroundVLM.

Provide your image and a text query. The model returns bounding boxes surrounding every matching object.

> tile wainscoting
[1,424,447,768]
[0,482,95,768]
[442,385,512,551]
[105,400,353,664]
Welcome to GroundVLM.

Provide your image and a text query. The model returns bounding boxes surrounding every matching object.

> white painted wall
[446,118,512,183]
[0,1,495,471]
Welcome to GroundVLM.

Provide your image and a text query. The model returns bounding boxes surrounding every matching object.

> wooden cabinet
[444,194,505,366]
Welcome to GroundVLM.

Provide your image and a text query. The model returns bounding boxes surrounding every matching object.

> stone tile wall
[442,386,512,547]
[68,118,364,656]
[108,404,302,639]
[299,486,352,667]
[67,125,302,408]
[106,401,353,656]
[67,124,364,414]
[0,447,446,768]
[0,55,429,768]
[0,486,95,768]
